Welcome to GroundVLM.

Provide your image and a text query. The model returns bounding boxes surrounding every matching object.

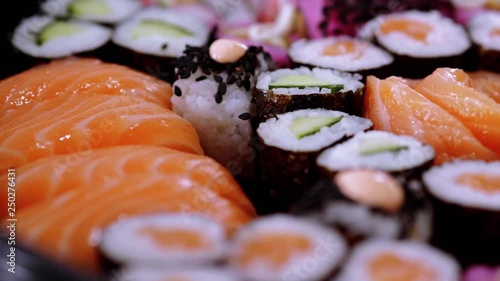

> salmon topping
[323,40,364,59]
[139,227,211,250]
[490,28,500,37]
[369,252,438,281]
[457,173,500,193]
[236,233,312,268]
[380,19,433,42]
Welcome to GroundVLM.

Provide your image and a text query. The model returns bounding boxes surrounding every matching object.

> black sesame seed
[238,113,251,120]
[161,43,168,50]
[174,86,182,97]
[218,82,227,95]
[243,79,251,91]
[195,76,207,81]
[202,67,211,75]
[226,74,236,84]
[236,79,243,87]
[214,75,222,82]
[180,71,191,79]
[215,94,222,104]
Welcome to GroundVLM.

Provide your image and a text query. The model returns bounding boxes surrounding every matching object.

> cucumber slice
[290,115,344,139]
[130,19,193,40]
[36,21,82,45]
[269,75,343,92]
[359,138,409,156]
[68,0,111,17]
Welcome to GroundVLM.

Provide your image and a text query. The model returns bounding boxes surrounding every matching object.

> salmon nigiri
[0,145,254,217]
[0,94,203,170]
[11,174,255,272]
[0,57,172,115]
[364,75,498,164]
[468,70,500,104]
[414,68,500,155]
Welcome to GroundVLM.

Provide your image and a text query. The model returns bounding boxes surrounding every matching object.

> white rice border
[256,109,373,152]
[422,160,500,210]
[335,239,460,281]
[229,214,347,281]
[316,130,435,172]
[288,36,394,72]
[40,0,142,24]
[256,66,364,95]
[112,7,210,57]
[11,15,111,59]
[99,212,227,265]
[358,10,471,57]
[468,11,500,51]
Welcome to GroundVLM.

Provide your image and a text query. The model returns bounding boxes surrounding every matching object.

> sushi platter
[1,0,500,281]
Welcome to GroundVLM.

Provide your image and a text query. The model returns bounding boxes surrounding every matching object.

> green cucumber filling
[290,115,343,139]
[68,0,111,17]
[269,75,344,92]
[130,19,193,40]
[36,21,83,45]
[358,138,409,156]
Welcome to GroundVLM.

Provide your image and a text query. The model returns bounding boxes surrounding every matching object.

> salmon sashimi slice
[468,70,500,104]
[0,57,172,116]
[11,175,255,272]
[0,145,254,217]
[364,75,498,164]
[414,68,500,155]
[0,94,203,170]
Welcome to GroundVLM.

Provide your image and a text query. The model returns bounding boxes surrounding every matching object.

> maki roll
[293,169,433,245]
[253,66,365,122]
[112,7,211,82]
[98,213,228,267]
[117,266,238,281]
[334,240,461,281]
[467,11,500,72]
[317,130,436,179]
[256,108,373,210]
[10,14,111,65]
[288,36,394,80]
[171,39,274,179]
[228,214,348,281]
[422,160,500,266]
[40,0,142,25]
[358,10,473,78]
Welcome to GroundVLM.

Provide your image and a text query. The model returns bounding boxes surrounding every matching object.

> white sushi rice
[11,15,111,59]
[288,37,394,72]
[468,11,500,51]
[256,66,364,95]
[229,214,347,281]
[358,10,471,57]
[117,266,239,281]
[334,240,461,281]
[257,109,373,153]
[40,0,142,24]
[422,160,500,210]
[317,130,435,172]
[99,213,227,265]
[112,7,210,57]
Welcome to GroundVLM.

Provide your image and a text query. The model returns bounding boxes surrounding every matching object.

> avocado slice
[68,0,111,17]
[269,75,344,92]
[130,19,194,40]
[359,138,409,156]
[36,21,83,45]
[290,115,344,139]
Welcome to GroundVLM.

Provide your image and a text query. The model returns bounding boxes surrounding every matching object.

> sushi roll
[288,36,394,80]
[117,266,239,281]
[422,160,500,266]
[463,265,500,281]
[228,214,348,281]
[293,169,433,244]
[171,39,274,180]
[316,130,436,179]
[112,6,212,82]
[10,14,112,65]
[358,10,473,78]
[256,108,373,210]
[253,66,365,122]
[40,0,142,25]
[334,240,461,281]
[98,213,228,267]
[467,11,500,72]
